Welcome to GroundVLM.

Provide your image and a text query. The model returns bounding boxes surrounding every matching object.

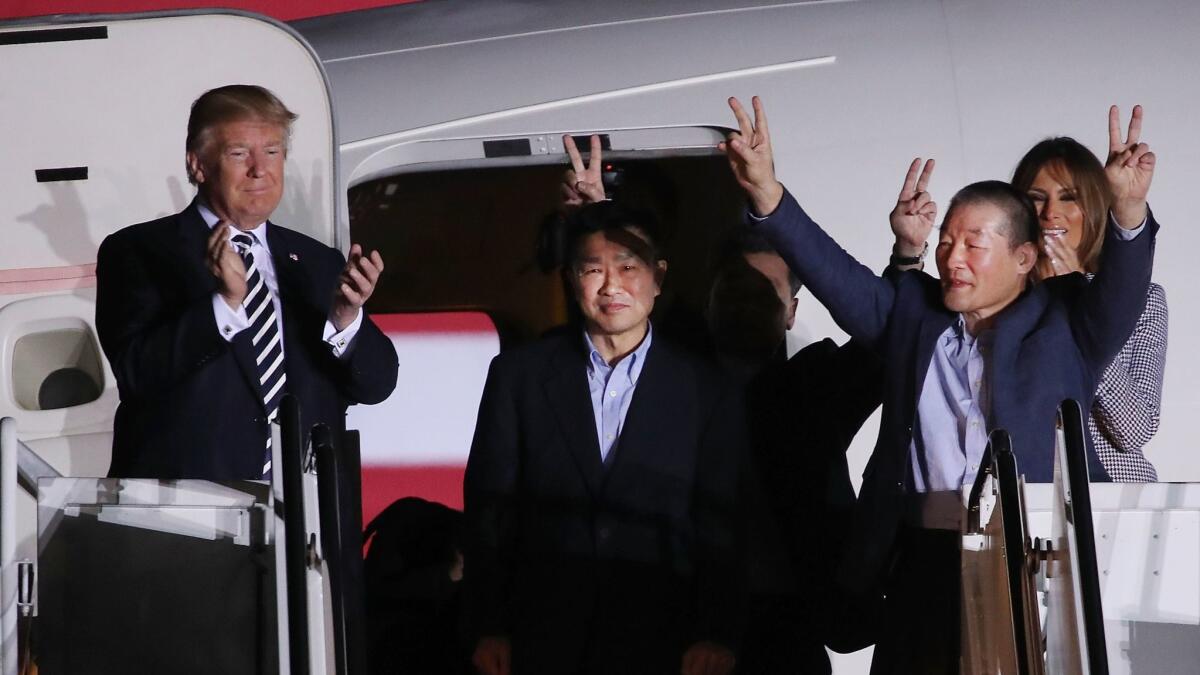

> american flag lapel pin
[289,253,299,262]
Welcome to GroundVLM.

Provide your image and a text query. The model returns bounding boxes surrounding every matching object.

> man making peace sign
[720,96,1158,672]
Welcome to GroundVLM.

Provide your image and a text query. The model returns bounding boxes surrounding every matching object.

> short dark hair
[717,227,801,296]
[562,201,664,269]
[943,180,1038,249]
[1011,137,1111,273]
[185,84,298,184]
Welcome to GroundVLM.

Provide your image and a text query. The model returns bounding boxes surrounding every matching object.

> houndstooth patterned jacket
[1089,281,1168,482]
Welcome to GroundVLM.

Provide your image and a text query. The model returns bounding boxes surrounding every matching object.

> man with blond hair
[97,84,397,479]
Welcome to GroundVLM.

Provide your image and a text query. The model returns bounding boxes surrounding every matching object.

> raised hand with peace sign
[1106,105,1156,229]
[718,96,784,217]
[560,134,607,209]
[889,158,937,268]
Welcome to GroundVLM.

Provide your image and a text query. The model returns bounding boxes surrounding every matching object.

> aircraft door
[0,11,338,461]
[0,12,339,587]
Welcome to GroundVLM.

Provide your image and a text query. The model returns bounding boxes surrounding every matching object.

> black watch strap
[890,242,928,266]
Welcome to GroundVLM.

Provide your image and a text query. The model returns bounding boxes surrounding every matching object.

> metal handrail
[0,420,52,675]
[1057,399,1109,674]
[277,395,311,675]
[992,431,1043,675]
[314,425,368,675]
[312,425,349,674]
[16,439,60,497]
[1,417,16,675]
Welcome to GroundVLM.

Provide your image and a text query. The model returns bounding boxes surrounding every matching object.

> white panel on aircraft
[0,11,338,275]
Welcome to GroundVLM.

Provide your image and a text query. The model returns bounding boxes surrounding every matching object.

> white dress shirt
[199,201,363,358]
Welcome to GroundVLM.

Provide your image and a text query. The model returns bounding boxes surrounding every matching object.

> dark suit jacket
[95,202,398,480]
[737,338,882,674]
[463,329,745,675]
[755,189,1155,605]
[743,339,882,582]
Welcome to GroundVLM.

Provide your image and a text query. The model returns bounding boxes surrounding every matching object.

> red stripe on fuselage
[361,464,465,527]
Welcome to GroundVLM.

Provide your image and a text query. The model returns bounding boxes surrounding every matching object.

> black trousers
[739,592,832,675]
[870,526,961,675]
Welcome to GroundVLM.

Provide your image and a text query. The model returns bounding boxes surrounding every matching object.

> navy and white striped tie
[232,232,285,479]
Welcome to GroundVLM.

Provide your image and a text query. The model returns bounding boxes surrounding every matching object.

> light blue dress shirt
[910,317,993,494]
[198,201,363,358]
[584,325,652,463]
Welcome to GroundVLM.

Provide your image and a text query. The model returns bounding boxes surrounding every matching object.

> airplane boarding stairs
[1,399,1198,673]
[961,400,1200,674]
[0,395,368,674]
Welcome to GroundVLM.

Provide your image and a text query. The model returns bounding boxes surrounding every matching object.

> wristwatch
[890,241,928,266]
